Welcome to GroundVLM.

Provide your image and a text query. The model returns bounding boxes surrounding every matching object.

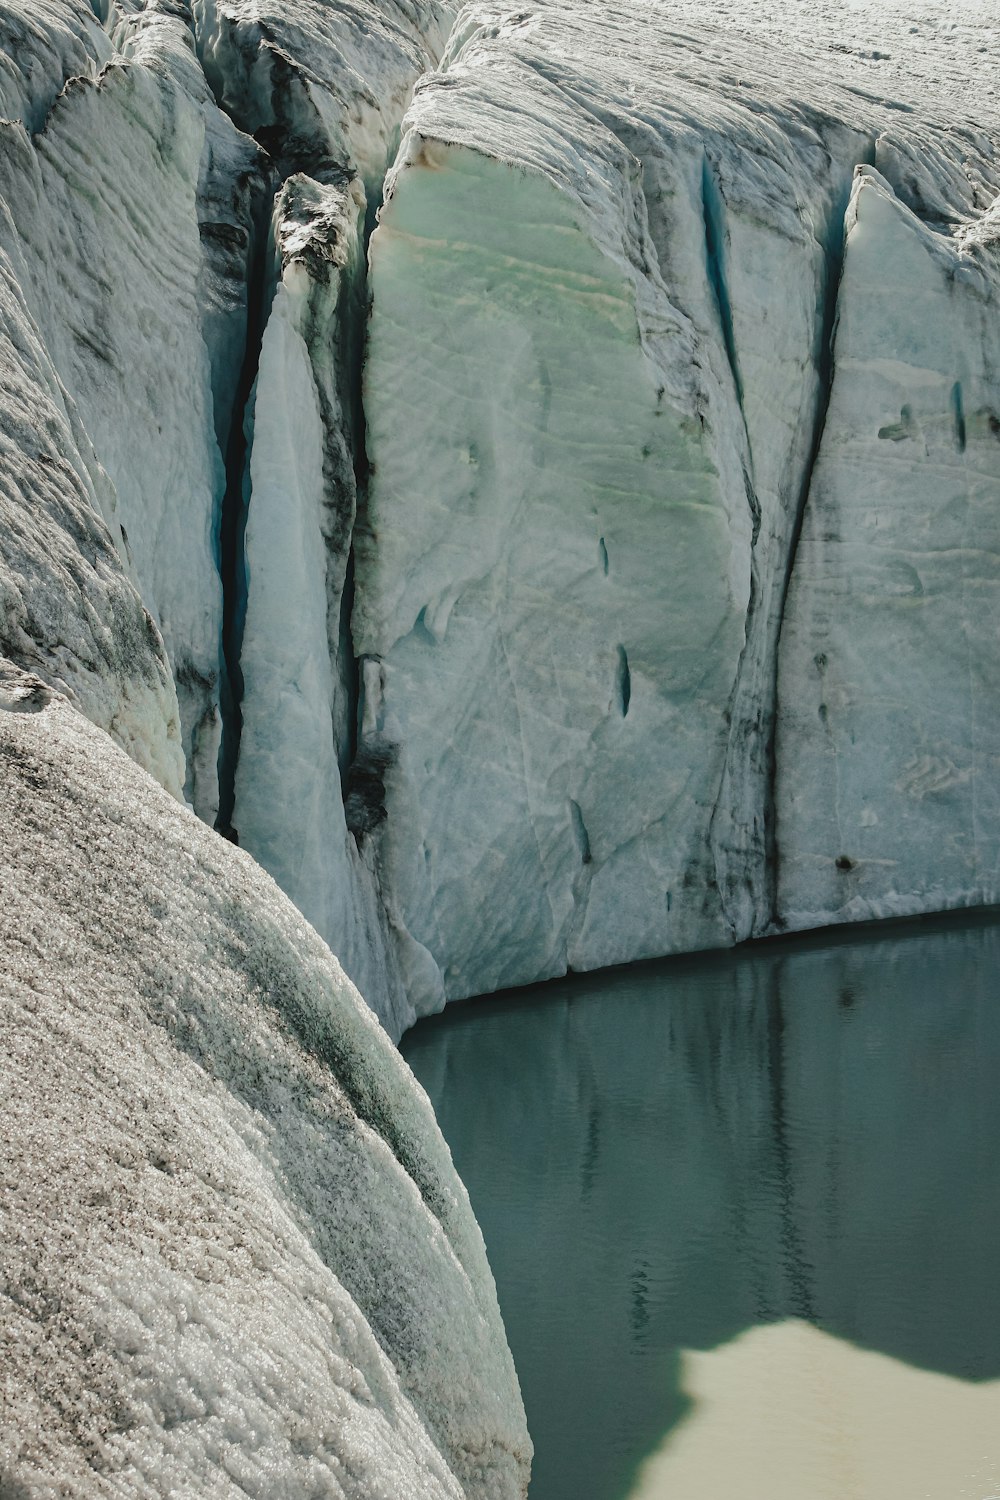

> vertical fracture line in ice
[701,153,745,420]
[951,379,967,453]
[768,166,857,920]
[341,169,394,777]
[615,644,631,718]
[215,179,277,836]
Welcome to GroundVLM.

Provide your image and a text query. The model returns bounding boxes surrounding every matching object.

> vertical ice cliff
[1,0,998,1031]
[0,662,530,1498]
[356,0,999,1011]
[205,0,459,1032]
[776,167,1000,928]
[234,175,419,1040]
[0,3,257,817]
[0,2,187,796]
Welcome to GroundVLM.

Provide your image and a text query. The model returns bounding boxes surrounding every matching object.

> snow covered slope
[358,0,1000,1009]
[0,659,530,1499]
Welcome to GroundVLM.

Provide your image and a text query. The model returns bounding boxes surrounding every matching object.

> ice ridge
[0,661,530,1498]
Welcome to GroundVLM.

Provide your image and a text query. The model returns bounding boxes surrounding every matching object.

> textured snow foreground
[0,665,529,1498]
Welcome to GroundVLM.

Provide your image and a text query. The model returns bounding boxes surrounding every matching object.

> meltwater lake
[403,913,1000,1500]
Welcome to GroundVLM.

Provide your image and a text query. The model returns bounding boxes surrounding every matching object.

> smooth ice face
[361,140,748,1002]
[776,171,1000,928]
[235,177,417,1038]
[359,0,1000,1010]
[0,662,530,1500]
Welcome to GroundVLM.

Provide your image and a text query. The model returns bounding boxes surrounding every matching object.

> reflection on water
[402,913,1000,1500]
[630,1322,1000,1500]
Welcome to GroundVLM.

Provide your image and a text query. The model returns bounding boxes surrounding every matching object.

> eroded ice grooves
[188,1,454,838]
[715,147,871,940]
[213,160,277,837]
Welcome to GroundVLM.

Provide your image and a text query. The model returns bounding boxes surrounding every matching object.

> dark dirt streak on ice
[766,160,860,926]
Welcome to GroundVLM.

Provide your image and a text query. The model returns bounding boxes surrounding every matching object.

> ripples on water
[402,913,1000,1500]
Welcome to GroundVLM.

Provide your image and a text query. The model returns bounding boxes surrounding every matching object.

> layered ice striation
[355,0,1000,1011]
[0,660,530,1499]
[0,0,268,818]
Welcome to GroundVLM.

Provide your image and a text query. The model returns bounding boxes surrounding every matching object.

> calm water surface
[402,914,1000,1500]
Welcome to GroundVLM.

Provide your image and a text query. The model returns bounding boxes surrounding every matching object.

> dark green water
[402,913,1000,1500]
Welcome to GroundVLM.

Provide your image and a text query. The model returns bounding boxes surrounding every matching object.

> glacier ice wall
[776,169,1000,928]
[1,0,998,1034]
[356,0,1000,1011]
[206,0,463,1033]
[0,661,530,1498]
